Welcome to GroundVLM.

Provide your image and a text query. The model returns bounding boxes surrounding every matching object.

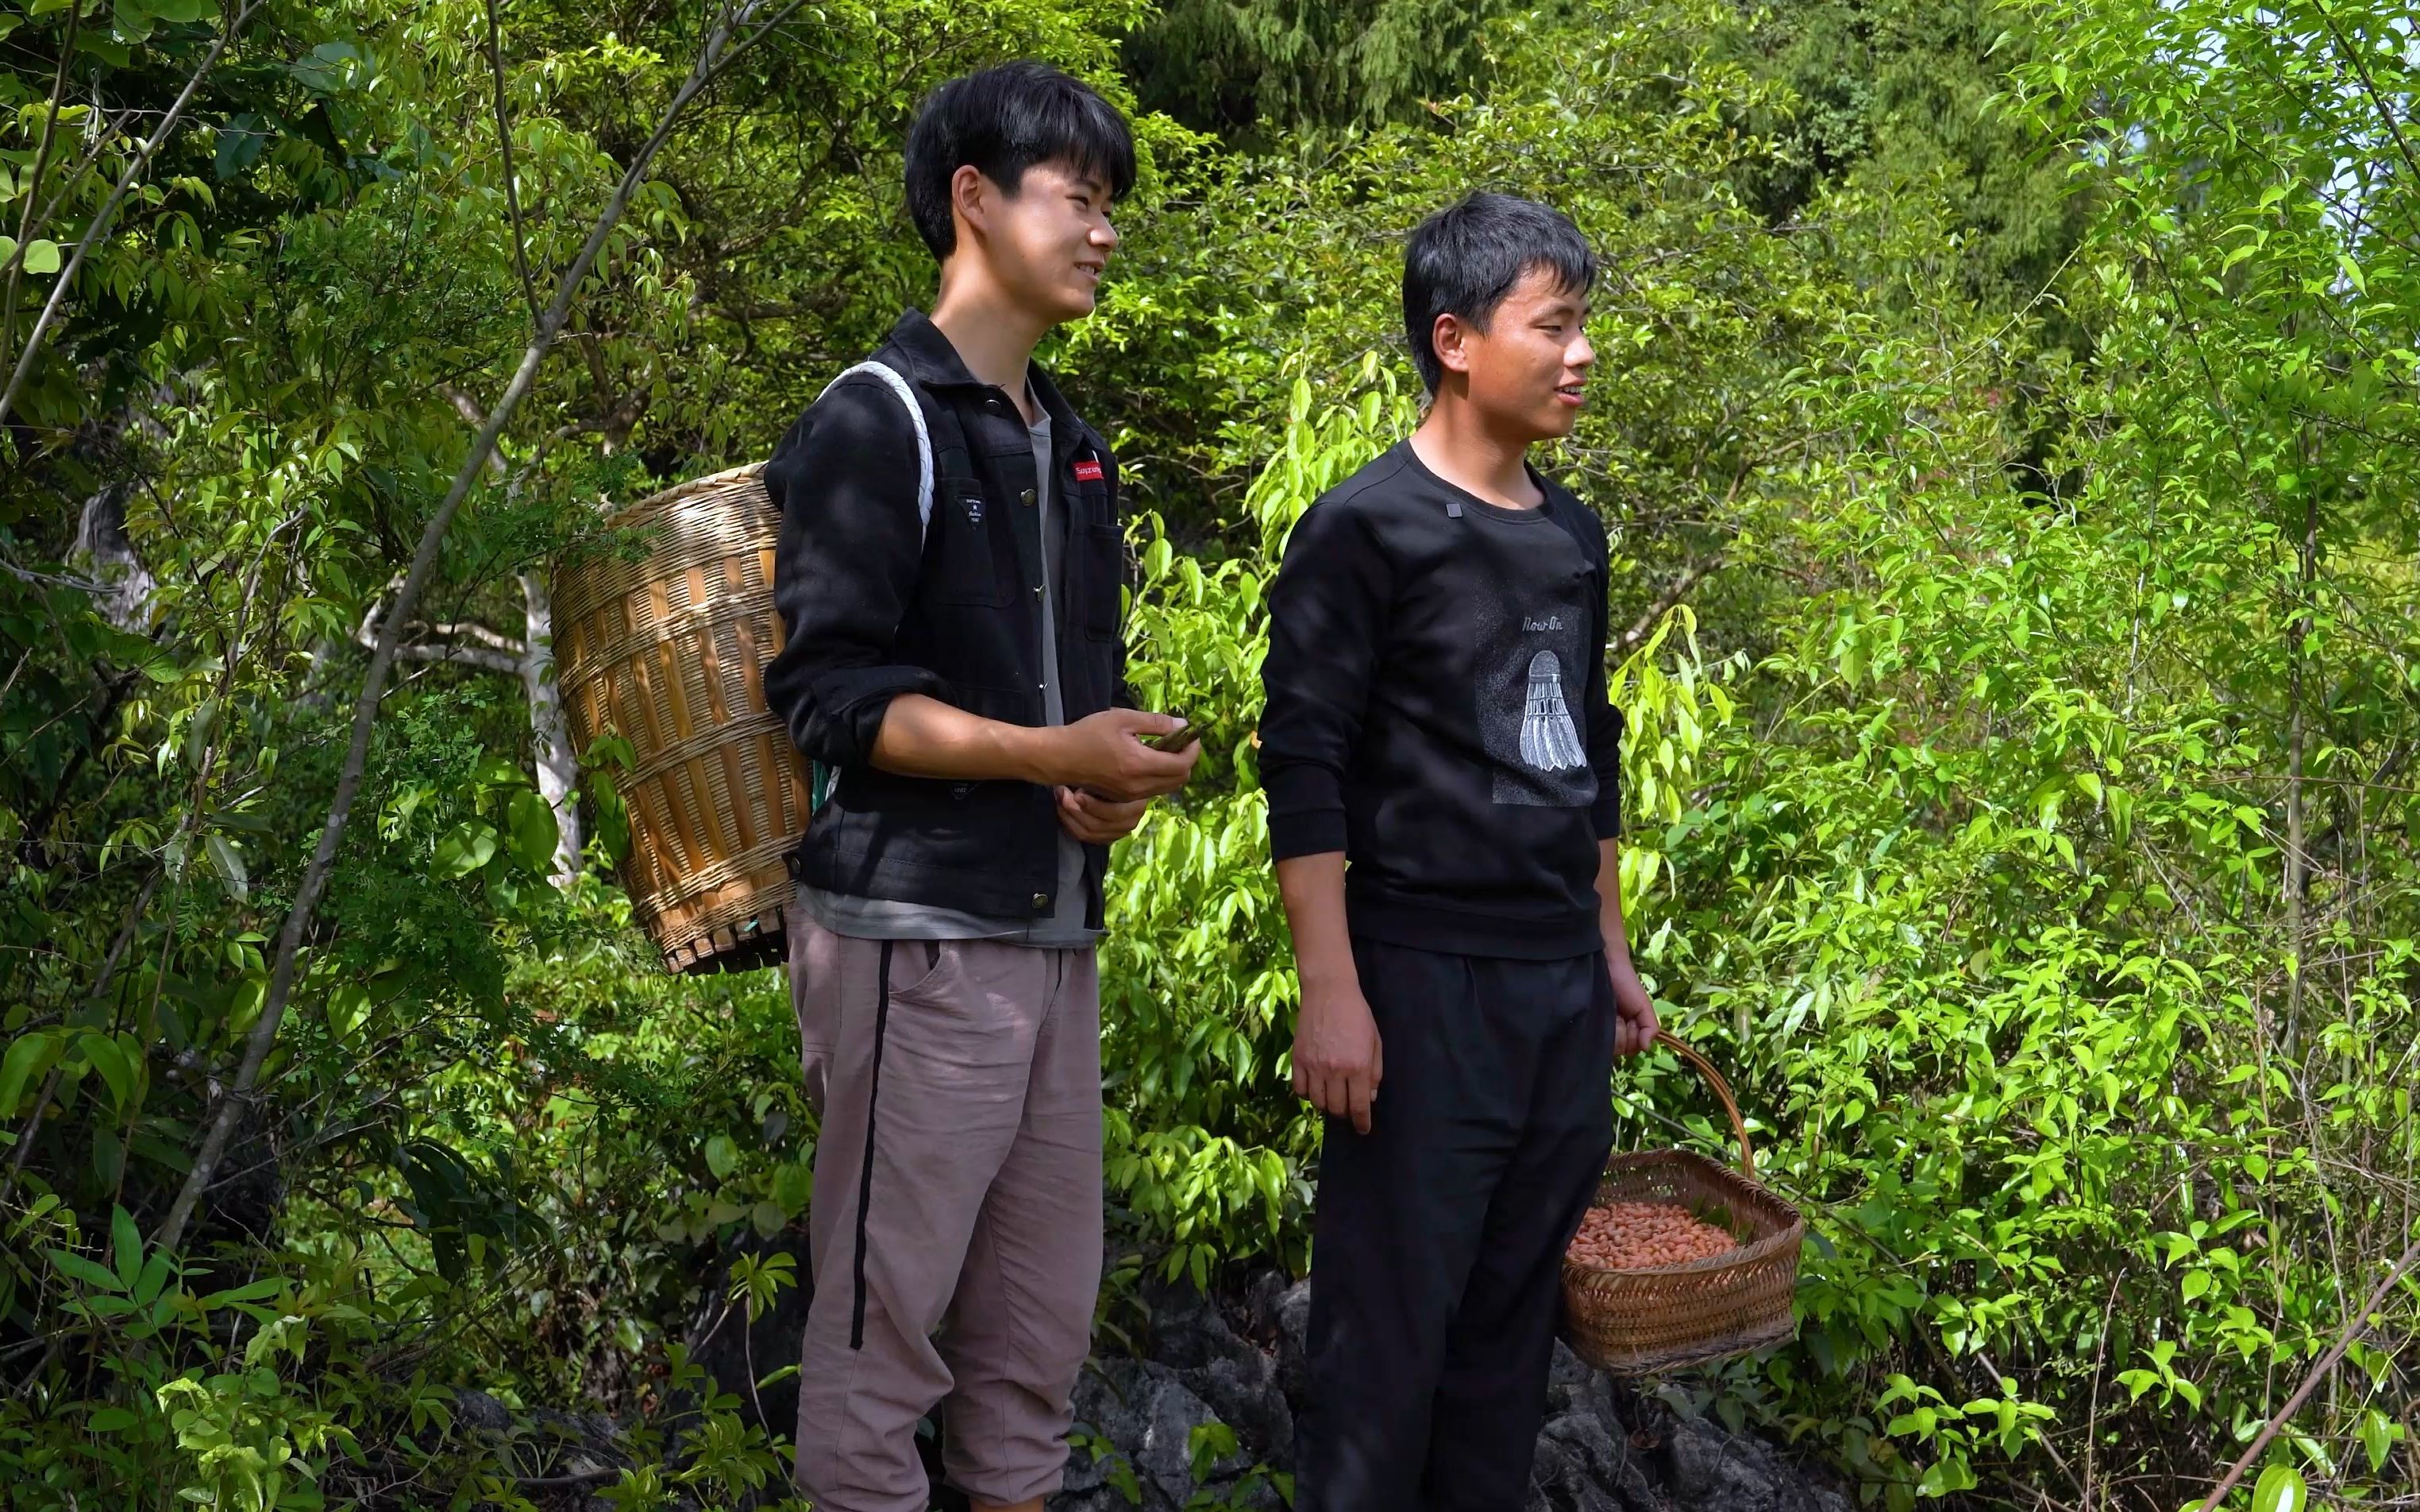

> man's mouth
[1075,262,1104,281]
[1555,382,1586,405]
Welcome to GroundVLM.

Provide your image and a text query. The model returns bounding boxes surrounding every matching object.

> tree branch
[1615,556,1724,652]
[2195,1235,2420,1512]
[422,621,525,656]
[153,0,806,1255]
[483,0,542,333]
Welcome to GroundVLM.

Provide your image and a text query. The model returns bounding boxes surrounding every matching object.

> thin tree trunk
[152,0,800,1256]
[518,572,580,885]
[2283,484,2318,1056]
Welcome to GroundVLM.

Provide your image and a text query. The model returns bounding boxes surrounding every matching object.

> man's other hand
[1056,786,1148,844]
[1293,974,1384,1134]
[1610,961,1660,1056]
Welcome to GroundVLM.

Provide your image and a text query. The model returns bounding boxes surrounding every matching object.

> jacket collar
[884,309,1092,450]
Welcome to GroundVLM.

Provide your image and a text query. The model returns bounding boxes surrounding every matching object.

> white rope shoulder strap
[815,360,934,539]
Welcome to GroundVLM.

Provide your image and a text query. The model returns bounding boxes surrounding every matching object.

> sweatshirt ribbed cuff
[1268,807,1349,861]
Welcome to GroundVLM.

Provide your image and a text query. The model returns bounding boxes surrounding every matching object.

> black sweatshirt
[1259,442,1625,960]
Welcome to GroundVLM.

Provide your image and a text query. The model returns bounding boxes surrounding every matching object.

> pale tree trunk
[517,572,580,884]
[73,481,156,632]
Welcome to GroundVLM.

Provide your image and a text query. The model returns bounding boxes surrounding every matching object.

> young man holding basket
[761,63,1199,1512]
[1261,193,1662,1512]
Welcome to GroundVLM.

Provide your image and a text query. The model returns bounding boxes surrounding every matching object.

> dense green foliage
[4,0,2417,1507]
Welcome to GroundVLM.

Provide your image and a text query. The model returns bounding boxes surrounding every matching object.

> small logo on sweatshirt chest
[1523,614,1563,633]
[1073,459,1104,483]
[963,497,986,525]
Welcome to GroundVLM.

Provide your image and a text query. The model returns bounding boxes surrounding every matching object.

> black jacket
[761,310,1128,925]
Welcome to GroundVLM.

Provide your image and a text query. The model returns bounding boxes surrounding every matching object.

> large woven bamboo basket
[1562,1030,1805,1374]
[553,463,807,974]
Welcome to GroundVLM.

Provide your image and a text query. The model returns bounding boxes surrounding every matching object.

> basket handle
[1651,1029,1755,1181]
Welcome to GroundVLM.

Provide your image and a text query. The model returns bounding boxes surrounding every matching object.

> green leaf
[2358,1408,2395,1474]
[47,1247,126,1293]
[433,821,499,879]
[133,1251,175,1306]
[0,1030,63,1119]
[326,983,371,1043]
[0,236,15,267]
[87,1405,140,1433]
[74,29,129,64]
[214,113,268,181]
[21,239,60,275]
[79,1031,135,1112]
[152,0,218,18]
[2252,1464,2306,1512]
[771,1161,813,1214]
[198,1279,283,1308]
[507,789,560,875]
[111,1205,143,1290]
[111,0,158,43]
[704,1134,739,1181]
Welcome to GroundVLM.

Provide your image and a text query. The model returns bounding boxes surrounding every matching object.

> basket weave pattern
[1561,1031,1805,1374]
[553,463,806,973]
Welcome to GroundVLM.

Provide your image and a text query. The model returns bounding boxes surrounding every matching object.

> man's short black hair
[904,63,1137,259]
[1402,193,1597,393]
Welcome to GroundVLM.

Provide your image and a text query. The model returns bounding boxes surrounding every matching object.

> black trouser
[1295,936,1617,1512]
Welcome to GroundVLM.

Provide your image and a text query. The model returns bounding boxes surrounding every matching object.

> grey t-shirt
[801,398,1102,949]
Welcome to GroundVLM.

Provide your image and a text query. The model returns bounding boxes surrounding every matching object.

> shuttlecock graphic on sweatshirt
[1477,591,1598,810]
[1518,649,1588,770]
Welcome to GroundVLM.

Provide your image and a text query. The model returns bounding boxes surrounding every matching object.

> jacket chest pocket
[1073,476,1123,641]
[925,487,1012,607]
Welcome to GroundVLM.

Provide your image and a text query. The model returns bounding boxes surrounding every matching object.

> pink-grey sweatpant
[788,907,1104,1511]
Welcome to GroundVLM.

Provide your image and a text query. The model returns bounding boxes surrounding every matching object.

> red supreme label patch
[1073,460,1104,483]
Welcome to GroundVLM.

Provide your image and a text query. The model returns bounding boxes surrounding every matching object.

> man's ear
[1431,312,1474,377]
[950,164,992,245]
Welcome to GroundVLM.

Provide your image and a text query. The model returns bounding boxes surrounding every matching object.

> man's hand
[1292,973,1384,1134]
[1610,957,1660,1056]
[1042,709,1200,802]
[1596,837,1659,1056]
[1056,787,1148,844]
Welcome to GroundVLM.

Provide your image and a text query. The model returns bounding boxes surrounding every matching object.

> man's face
[967,158,1119,323]
[1440,267,1594,441]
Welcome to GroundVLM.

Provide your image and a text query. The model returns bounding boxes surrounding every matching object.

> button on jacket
[761,310,1131,926]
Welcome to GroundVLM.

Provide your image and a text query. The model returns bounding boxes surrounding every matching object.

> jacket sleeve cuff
[808,664,944,766]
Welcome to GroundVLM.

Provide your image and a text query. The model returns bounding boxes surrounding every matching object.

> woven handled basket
[553,462,807,975]
[1561,1030,1805,1375]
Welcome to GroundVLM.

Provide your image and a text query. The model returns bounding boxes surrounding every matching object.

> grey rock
[1131,1364,1242,1504]
[1661,1414,1848,1512]
[1530,1407,1660,1512]
[453,1388,511,1434]
[680,1222,813,1439]
[1055,1270,1840,1512]
[1240,1272,1312,1403]
[1059,1355,1249,1512]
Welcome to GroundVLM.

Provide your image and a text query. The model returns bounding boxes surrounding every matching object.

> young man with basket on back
[760,63,1200,1512]
[1260,193,1662,1511]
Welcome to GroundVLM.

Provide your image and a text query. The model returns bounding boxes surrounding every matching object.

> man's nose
[1092,218,1119,252]
[1566,333,1595,369]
